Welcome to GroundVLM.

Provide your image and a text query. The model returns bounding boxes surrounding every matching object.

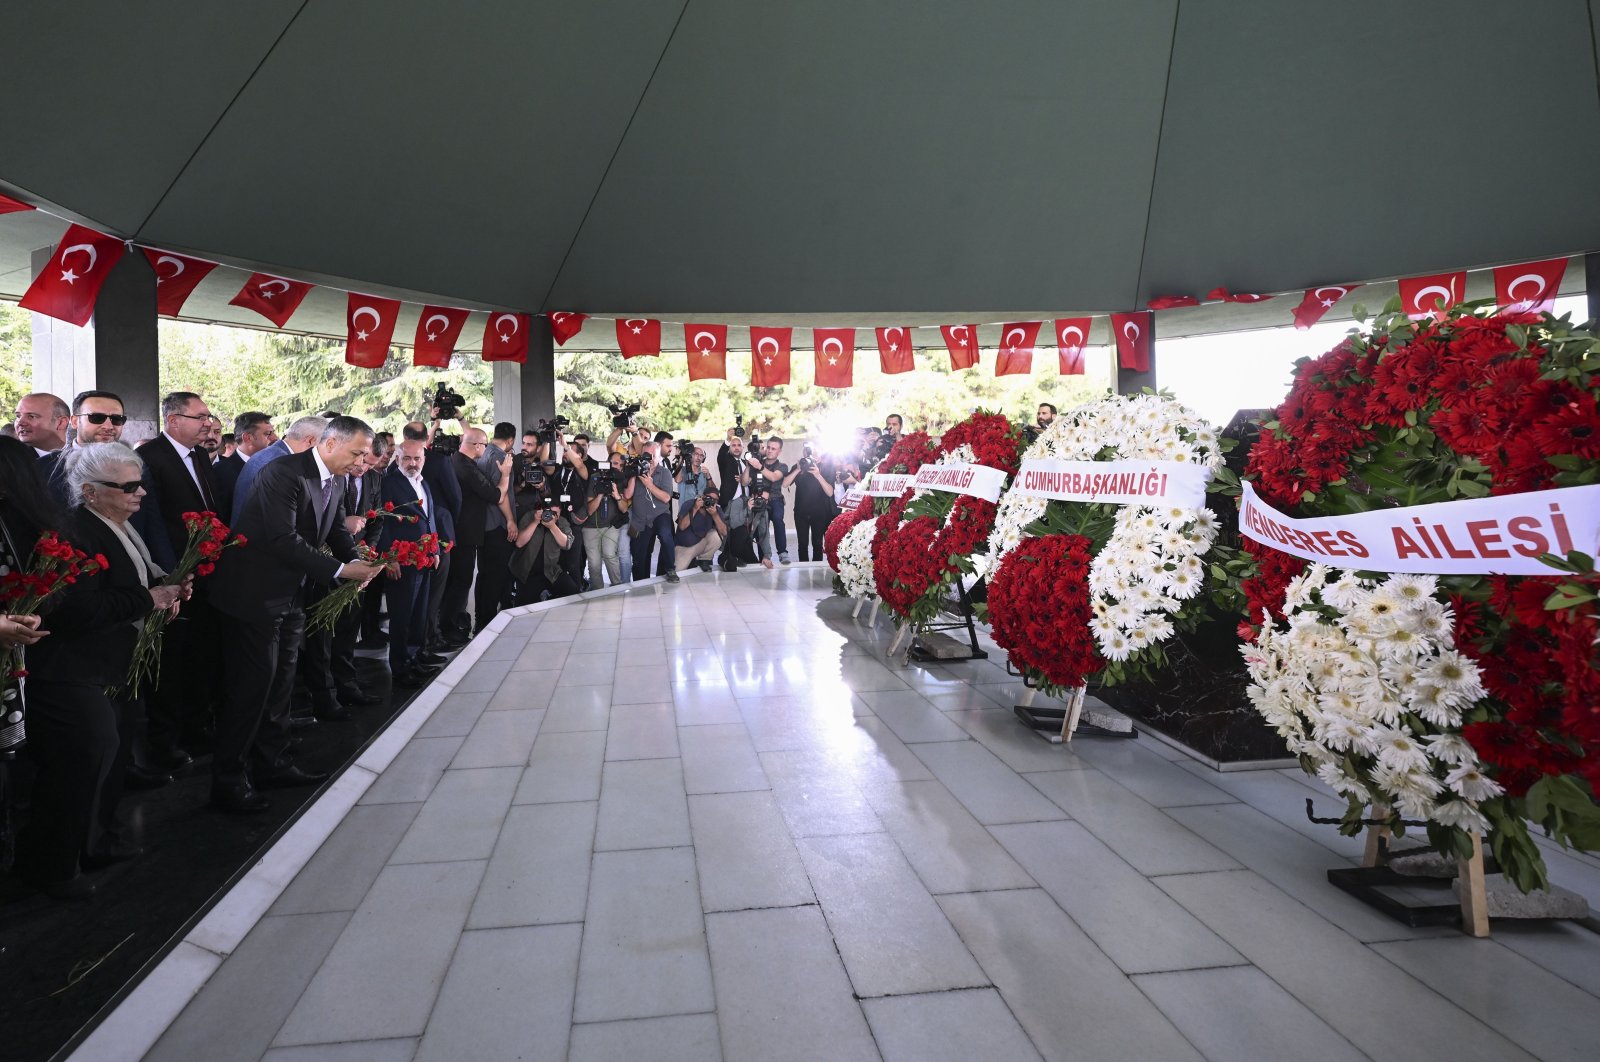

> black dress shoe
[31,874,96,900]
[125,765,173,790]
[337,684,380,706]
[289,714,320,731]
[256,764,330,788]
[412,660,444,676]
[315,704,353,722]
[392,669,428,690]
[82,842,144,871]
[416,651,448,667]
[151,745,193,770]
[211,786,272,814]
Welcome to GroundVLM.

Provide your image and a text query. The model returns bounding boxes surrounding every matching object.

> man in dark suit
[230,415,326,523]
[41,390,127,505]
[329,435,387,705]
[131,391,224,767]
[207,416,385,813]
[214,411,277,520]
[402,421,460,655]
[380,437,440,689]
[440,427,504,643]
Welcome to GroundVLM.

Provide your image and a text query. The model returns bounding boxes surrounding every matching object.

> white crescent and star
[624,318,649,335]
[154,254,185,284]
[950,326,970,348]
[1059,324,1085,351]
[257,278,292,299]
[1506,273,1547,309]
[58,243,98,284]
[821,337,844,357]
[692,330,719,354]
[423,313,452,342]
[494,313,520,342]
[756,337,780,356]
[1003,327,1027,352]
[351,306,382,341]
[1123,321,1141,343]
[1413,283,1455,313]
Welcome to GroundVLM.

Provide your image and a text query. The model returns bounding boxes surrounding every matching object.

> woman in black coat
[16,442,185,898]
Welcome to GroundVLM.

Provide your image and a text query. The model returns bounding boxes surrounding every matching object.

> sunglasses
[95,480,144,494]
[80,412,128,426]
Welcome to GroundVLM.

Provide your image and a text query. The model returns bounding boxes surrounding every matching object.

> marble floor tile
[514,729,607,805]
[469,801,596,929]
[574,847,715,1023]
[761,748,883,837]
[688,791,815,913]
[945,706,1093,774]
[604,701,681,760]
[415,690,493,739]
[1133,965,1367,1062]
[262,1040,418,1062]
[274,860,485,1045]
[678,722,769,794]
[707,906,878,1062]
[360,736,465,805]
[594,757,692,850]
[485,676,556,712]
[271,803,421,915]
[540,684,612,732]
[568,1014,721,1062]
[389,767,520,865]
[673,682,744,725]
[450,707,545,769]
[860,779,1035,895]
[452,656,514,694]
[862,987,1042,1062]
[413,924,582,1062]
[1066,739,1234,807]
[797,832,989,997]
[1028,769,1240,876]
[911,741,1068,825]
[864,689,973,744]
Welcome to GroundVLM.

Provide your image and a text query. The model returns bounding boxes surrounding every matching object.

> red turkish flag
[1207,287,1274,303]
[0,193,34,215]
[1291,284,1359,330]
[1110,311,1152,372]
[141,248,216,317]
[615,317,662,358]
[1398,271,1465,321]
[685,323,728,381]
[1494,258,1566,315]
[1055,317,1092,375]
[941,324,979,370]
[548,311,587,345]
[412,306,471,367]
[229,272,313,328]
[876,326,914,374]
[749,326,792,387]
[995,322,1042,377]
[483,312,530,363]
[345,293,402,368]
[19,224,128,326]
[814,328,855,388]
[1147,294,1199,310]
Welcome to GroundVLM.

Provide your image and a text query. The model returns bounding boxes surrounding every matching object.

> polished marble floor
[105,566,1600,1061]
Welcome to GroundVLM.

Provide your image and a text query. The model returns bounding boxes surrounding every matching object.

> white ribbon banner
[1240,481,1600,575]
[841,488,866,508]
[1014,458,1210,509]
[864,472,915,497]
[911,461,1008,503]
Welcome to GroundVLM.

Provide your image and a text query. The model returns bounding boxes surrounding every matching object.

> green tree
[0,302,32,416]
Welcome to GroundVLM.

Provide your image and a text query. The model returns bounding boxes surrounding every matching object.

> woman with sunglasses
[15,442,187,898]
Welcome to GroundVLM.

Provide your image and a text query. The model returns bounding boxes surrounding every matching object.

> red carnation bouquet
[123,511,244,696]
[2,532,108,708]
[872,412,1028,627]
[1235,301,1600,889]
[305,527,445,634]
[985,534,1102,691]
[826,431,940,593]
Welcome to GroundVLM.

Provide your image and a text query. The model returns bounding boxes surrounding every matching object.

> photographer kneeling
[674,487,727,573]
[510,502,580,605]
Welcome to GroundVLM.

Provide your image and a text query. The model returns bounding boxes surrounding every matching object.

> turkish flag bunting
[345,293,401,368]
[412,306,471,367]
[548,312,587,346]
[1110,311,1153,372]
[941,324,979,370]
[0,193,34,215]
[749,326,792,387]
[1055,317,1092,375]
[1207,287,1274,303]
[1494,258,1566,315]
[875,326,914,374]
[1291,284,1360,330]
[814,328,855,388]
[615,317,662,358]
[483,312,531,363]
[1147,294,1199,310]
[1398,271,1466,321]
[229,272,313,328]
[685,323,728,381]
[19,224,128,327]
[995,322,1041,377]
[142,248,216,317]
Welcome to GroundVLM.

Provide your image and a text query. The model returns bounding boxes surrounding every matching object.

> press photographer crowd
[0,384,1061,900]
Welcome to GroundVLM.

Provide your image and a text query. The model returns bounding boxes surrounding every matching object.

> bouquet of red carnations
[2,531,108,708]
[304,526,444,634]
[121,511,244,697]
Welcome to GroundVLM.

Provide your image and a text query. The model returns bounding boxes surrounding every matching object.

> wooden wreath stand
[1321,803,1490,936]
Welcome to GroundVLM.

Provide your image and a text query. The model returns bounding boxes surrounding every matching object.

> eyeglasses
[169,412,210,422]
[80,412,128,426]
[94,480,143,494]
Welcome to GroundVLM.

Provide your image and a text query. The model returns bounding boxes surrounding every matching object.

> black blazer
[28,510,157,687]
[213,451,245,519]
[422,448,461,542]
[377,467,435,552]
[208,449,358,622]
[131,434,218,572]
[452,451,501,548]
[346,467,385,548]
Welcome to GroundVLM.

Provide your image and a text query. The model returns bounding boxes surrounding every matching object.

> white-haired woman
[16,443,186,899]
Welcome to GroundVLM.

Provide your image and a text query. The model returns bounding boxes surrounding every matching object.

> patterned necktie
[189,449,217,511]
[320,476,335,514]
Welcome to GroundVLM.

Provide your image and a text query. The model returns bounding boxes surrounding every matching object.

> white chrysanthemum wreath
[837,519,878,600]
[982,393,1224,667]
[1243,564,1500,832]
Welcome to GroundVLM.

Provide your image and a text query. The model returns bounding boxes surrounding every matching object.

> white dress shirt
[163,430,206,498]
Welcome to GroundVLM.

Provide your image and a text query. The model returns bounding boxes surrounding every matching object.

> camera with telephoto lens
[432,384,465,421]
[798,444,816,473]
[732,414,745,439]
[748,476,772,512]
[590,467,617,493]
[540,506,559,524]
[534,415,569,447]
[621,454,651,479]
[699,488,720,510]
[519,463,546,491]
[609,400,641,429]
[669,438,695,475]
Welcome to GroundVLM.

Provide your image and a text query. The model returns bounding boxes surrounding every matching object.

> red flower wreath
[985,535,1104,691]
[1236,304,1600,863]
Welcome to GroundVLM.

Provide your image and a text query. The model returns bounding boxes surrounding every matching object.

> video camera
[432,384,465,421]
[609,400,641,429]
[519,463,547,491]
[533,415,569,448]
[732,414,746,439]
[621,454,652,480]
[669,438,695,476]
